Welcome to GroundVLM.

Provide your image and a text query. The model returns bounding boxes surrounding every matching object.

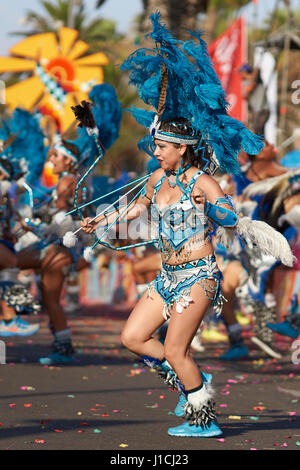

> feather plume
[236,217,295,267]
[121,13,263,172]
[71,100,96,129]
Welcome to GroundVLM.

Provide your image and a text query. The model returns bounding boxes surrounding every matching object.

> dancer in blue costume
[0,109,46,337]
[220,141,288,360]
[17,84,122,365]
[79,13,296,438]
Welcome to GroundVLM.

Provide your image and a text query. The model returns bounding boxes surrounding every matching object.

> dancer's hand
[81,217,96,234]
[192,189,206,206]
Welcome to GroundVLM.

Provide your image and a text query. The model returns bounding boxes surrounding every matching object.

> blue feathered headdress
[0,108,47,183]
[73,83,122,168]
[121,12,263,174]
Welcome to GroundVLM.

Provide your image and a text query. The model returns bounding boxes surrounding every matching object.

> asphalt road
[0,304,300,453]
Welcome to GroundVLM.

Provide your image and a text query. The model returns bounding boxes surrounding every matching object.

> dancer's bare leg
[41,245,73,332]
[121,289,166,360]
[132,253,161,284]
[221,261,243,326]
[164,282,212,390]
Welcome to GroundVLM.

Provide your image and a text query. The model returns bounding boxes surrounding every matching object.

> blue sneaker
[174,372,212,417]
[38,352,74,366]
[0,316,40,337]
[168,420,223,437]
[174,393,187,417]
[219,344,249,361]
[266,321,299,339]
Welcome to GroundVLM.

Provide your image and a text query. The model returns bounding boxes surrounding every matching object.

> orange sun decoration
[0,27,109,133]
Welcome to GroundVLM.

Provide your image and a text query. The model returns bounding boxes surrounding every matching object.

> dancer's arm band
[205,201,238,227]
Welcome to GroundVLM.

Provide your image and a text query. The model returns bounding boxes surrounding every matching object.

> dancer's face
[153,140,186,171]
[50,149,72,175]
[257,140,278,161]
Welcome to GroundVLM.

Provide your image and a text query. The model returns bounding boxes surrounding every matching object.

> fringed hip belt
[148,254,226,320]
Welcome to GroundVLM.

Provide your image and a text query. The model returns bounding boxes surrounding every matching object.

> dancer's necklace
[166,163,191,189]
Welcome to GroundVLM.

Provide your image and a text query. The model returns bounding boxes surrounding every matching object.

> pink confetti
[219,404,228,408]
[9,403,16,408]
[217,438,225,442]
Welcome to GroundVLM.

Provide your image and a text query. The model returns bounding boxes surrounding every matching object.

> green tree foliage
[11,0,122,48]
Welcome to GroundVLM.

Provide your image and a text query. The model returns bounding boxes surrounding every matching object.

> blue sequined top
[151,170,211,259]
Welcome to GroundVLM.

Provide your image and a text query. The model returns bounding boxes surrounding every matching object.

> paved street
[0,304,300,452]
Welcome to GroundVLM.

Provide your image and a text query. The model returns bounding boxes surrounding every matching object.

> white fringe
[63,231,78,248]
[187,383,215,409]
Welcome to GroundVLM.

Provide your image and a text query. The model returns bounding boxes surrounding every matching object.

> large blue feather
[121,13,264,174]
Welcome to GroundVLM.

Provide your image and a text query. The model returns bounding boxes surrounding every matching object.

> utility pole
[278,0,292,149]
[68,0,82,29]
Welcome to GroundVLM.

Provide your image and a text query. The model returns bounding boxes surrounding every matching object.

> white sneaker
[190,334,205,352]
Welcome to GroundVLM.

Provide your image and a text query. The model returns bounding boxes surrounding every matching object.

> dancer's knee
[121,328,140,352]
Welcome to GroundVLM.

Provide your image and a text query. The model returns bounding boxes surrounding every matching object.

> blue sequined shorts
[148,254,225,320]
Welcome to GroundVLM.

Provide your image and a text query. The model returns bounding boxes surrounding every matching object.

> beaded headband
[54,143,78,164]
[154,129,199,145]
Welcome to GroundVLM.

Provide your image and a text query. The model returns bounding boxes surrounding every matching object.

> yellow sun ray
[5,76,44,110]
[0,27,109,133]
[59,27,78,56]
[73,65,104,85]
[0,57,35,73]
[67,40,90,61]
[9,33,58,61]
[73,52,109,66]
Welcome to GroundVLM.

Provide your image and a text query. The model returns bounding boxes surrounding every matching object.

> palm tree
[140,0,250,42]
[11,0,122,50]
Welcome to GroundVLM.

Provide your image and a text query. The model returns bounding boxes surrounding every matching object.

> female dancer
[0,157,40,336]
[81,118,239,437]
[78,13,292,437]
[17,140,87,364]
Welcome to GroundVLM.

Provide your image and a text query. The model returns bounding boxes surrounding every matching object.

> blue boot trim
[174,372,213,417]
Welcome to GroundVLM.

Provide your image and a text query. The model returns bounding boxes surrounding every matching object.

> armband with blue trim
[205,201,238,227]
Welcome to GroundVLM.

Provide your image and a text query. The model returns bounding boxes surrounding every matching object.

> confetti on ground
[119,444,128,448]
[228,415,241,420]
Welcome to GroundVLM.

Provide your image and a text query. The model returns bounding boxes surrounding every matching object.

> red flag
[208,16,247,122]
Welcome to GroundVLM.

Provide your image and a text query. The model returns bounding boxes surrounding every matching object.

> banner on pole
[208,16,247,122]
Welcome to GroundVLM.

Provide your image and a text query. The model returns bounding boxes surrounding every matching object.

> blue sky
[0,0,299,55]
